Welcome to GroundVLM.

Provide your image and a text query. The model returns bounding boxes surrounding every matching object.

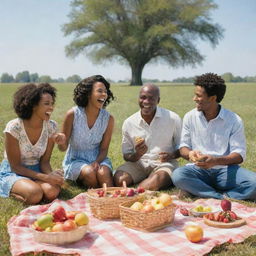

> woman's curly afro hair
[194,73,226,103]
[73,75,114,108]
[13,83,56,119]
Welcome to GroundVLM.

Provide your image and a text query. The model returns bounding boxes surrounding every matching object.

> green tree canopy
[15,71,30,83]
[39,75,52,83]
[66,74,82,83]
[1,73,14,83]
[63,0,223,85]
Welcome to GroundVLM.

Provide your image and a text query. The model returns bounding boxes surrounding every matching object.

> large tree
[63,0,223,85]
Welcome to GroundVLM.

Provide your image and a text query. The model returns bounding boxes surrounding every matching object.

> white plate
[31,224,89,245]
[189,208,219,217]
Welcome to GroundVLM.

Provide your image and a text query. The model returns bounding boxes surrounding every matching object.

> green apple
[37,214,54,230]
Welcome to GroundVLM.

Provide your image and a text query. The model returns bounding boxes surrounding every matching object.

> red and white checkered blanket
[8,193,256,256]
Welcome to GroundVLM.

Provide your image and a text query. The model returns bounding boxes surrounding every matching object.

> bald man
[114,83,182,190]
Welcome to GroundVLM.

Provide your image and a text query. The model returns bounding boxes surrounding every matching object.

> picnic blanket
[8,193,256,256]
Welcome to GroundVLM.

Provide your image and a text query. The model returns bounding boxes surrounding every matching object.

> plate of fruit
[203,199,246,228]
[31,205,90,245]
[189,204,218,217]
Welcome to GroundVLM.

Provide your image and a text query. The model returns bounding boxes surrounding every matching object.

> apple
[63,219,77,231]
[153,202,165,210]
[66,211,79,220]
[136,187,145,193]
[184,225,203,243]
[52,223,65,232]
[36,214,54,230]
[126,188,135,197]
[141,204,154,213]
[75,212,89,226]
[53,206,67,222]
[120,190,126,197]
[221,199,232,211]
[130,201,143,211]
[158,193,172,207]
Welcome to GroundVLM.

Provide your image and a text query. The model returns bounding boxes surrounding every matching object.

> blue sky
[0,0,255,81]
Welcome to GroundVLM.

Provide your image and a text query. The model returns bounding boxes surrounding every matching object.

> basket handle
[102,183,107,196]
[122,180,127,190]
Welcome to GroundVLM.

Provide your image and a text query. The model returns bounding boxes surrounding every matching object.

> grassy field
[0,82,255,255]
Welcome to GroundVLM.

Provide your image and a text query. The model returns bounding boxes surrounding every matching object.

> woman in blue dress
[0,83,65,204]
[59,75,114,188]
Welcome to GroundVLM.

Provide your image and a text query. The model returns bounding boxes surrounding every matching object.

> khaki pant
[116,161,177,184]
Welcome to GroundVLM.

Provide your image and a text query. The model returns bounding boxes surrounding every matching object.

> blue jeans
[172,164,256,200]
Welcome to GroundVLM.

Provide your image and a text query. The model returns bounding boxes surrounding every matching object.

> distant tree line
[0,71,82,83]
[172,72,256,83]
[1,71,256,84]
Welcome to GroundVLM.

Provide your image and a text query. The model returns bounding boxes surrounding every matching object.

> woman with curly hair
[58,75,114,188]
[0,83,65,204]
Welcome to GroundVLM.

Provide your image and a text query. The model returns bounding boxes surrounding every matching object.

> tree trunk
[130,64,144,86]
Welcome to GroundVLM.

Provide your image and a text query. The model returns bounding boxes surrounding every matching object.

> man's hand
[52,132,66,145]
[189,150,207,162]
[195,154,217,169]
[135,139,148,158]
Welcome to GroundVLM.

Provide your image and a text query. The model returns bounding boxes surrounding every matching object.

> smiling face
[89,82,108,109]
[139,85,160,123]
[33,93,54,121]
[193,86,216,112]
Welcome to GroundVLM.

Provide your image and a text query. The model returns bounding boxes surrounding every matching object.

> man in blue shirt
[172,73,256,200]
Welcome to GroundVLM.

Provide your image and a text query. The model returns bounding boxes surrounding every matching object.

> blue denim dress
[62,106,112,181]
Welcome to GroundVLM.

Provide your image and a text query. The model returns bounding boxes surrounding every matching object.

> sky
[0,0,255,81]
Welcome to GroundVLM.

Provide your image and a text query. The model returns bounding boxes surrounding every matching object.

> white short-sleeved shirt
[3,118,57,165]
[122,107,182,169]
[180,106,246,168]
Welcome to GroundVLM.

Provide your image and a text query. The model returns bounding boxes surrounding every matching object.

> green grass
[0,82,256,255]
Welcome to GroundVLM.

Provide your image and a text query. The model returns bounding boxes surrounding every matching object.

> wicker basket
[119,199,177,232]
[86,186,146,220]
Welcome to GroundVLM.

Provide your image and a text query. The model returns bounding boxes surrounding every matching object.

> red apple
[136,187,145,193]
[221,199,231,211]
[53,206,67,222]
[66,211,79,220]
[141,204,154,213]
[126,188,135,197]
[63,219,77,231]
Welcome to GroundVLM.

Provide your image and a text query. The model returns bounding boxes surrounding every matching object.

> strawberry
[223,218,229,223]
[229,211,238,220]
[180,207,189,216]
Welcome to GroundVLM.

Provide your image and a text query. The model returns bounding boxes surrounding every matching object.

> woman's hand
[91,161,100,172]
[52,132,66,145]
[46,171,64,186]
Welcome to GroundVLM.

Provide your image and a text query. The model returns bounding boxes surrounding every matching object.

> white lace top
[3,118,57,165]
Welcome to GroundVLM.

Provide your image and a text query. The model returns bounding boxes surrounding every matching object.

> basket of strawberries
[86,182,147,220]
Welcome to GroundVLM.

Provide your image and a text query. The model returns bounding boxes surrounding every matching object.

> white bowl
[31,224,89,245]
[189,208,218,218]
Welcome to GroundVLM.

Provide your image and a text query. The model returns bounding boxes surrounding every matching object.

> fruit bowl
[189,206,218,217]
[31,224,89,245]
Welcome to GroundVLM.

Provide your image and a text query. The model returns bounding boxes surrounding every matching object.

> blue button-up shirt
[180,106,246,168]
